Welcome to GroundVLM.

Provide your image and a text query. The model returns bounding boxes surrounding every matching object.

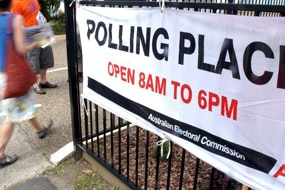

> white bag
[36,11,46,25]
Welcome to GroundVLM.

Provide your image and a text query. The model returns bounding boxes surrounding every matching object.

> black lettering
[243,42,274,85]
[108,24,117,49]
[215,38,240,79]
[95,22,107,46]
[178,32,195,65]
[277,46,285,89]
[129,26,135,53]
[136,27,151,56]
[86,19,95,40]
[118,25,128,52]
[152,28,169,61]
[198,35,215,72]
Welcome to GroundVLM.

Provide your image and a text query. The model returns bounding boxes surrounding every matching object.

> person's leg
[39,68,47,84]
[27,49,41,76]
[27,49,46,94]
[78,62,83,82]
[38,46,57,88]
[0,121,18,167]
[77,35,83,82]
[29,117,53,139]
[29,117,43,133]
[0,121,15,158]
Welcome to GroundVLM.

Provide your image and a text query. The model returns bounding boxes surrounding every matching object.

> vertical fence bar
[110,113,114,168]
[126,123,130,180]
[144,131,150,189]
[118,118,122,173]
[65,0,82,159]
[209,167,216,189]
[179,149,186,190]
[103,109,107,161]
[94,104,100,156]
[88,101,94,153]
[83,99,89,149]
[193,158,200,189]
[135,126,140,187]
[154,135,161,190]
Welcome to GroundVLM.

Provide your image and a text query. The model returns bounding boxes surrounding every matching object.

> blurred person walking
[11,0,57,94]
[0,0,53,168]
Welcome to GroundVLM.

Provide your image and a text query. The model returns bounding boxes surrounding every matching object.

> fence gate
[65,0,285,189]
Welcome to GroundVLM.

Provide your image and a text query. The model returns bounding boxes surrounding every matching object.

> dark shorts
[27,46,54,74]
[77,34,82,63]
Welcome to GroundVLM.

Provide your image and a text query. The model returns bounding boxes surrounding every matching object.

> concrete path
[0,35,72,190]
[0,127,53,189]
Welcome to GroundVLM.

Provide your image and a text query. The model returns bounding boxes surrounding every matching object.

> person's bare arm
[12,15,39,55]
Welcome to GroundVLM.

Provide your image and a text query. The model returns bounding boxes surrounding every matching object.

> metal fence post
[64,0,82,160]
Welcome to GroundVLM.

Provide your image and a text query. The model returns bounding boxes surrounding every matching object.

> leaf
[82,169,92,175]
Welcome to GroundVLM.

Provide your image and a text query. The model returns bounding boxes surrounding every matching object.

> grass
[74,169,120,190]
[48,164,65,175]
[44,157,119,190]
[73,170,103,190]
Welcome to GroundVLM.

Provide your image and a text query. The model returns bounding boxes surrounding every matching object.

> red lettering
[108,62,135,85]
[180,84,192,104]
[273,164,285,178]
[138,72,166,95]
[171,80,192,103]
[146,74,154,92]
[198,90,207,109]
[198,90,238,120]
[221,96,238,121]
[208,92,219,111]
[171,80,180,100]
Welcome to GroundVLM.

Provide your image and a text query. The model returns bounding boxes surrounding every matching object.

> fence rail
[79,0,285,16]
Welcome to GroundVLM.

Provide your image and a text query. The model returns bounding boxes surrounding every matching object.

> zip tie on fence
[156,138,171,159]
[80,94,89,116]
[157,0,165,13]
[69,0,76,7]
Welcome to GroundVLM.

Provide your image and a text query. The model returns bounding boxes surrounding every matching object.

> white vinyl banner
[77,6,285,189]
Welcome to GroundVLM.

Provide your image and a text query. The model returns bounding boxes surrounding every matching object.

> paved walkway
[0,35,72,190]
[0,127,53,189]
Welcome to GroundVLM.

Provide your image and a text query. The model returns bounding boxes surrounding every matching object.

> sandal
[33,86,46,95]
[37,119,53,139]
[0,154,18,169]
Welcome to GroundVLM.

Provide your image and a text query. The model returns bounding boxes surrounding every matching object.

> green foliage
[37,0,66,35]
[39,0,61,21]
[52,16,65,35]
[45,164,65,175]
[73,170,120,190]
[73,170,102,190]
[152,141,173,160]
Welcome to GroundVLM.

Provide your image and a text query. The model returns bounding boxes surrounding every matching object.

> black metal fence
[78,101,244,189]
[65,0,285,189]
